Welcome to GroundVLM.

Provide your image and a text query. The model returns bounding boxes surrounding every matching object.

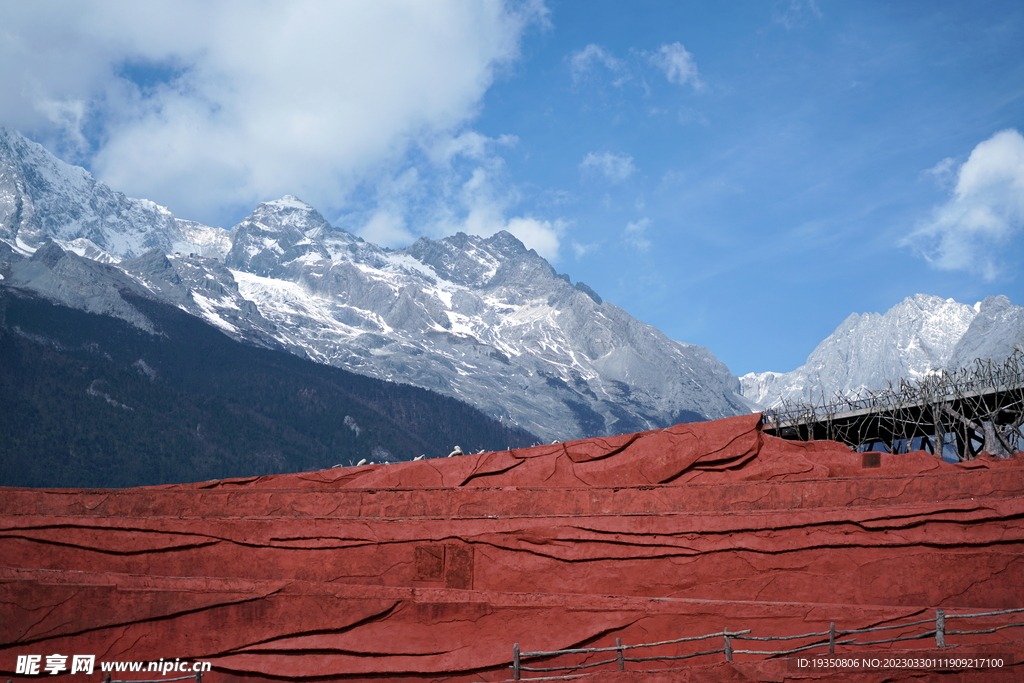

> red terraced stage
[2,414,1023,681]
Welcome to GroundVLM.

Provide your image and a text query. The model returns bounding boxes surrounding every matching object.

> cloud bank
[904,129,1024,280]
[0,0,562,256]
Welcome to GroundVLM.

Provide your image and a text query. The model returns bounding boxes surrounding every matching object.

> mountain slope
[0,277,538,488]
[742,293,1024,407]
[950,295,1024,367]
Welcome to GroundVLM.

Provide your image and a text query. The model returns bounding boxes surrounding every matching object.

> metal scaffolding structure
[761,348,1024,460]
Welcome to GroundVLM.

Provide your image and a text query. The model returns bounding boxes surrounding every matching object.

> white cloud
[773,0,823,30]
[352,131,564,260]
[570,41,704,99]
[903,129,1024,280]
[569,44,630,86]
[430,130,519,165]
[923,156,956,187]
[506,216,564,260]
[360,209,415,249]
[579,151,636,183]
[571,240,598,258]
[648,42,703,89]
[0,0,544,226]
[450,171,565,261]
[624,217,651,251]
[448,200,564,262]
[31,96,89,153]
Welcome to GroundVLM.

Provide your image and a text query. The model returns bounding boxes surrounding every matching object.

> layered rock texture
[3,414,1022,681]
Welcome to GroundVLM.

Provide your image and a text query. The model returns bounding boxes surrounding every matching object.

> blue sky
[2,0,1023,376]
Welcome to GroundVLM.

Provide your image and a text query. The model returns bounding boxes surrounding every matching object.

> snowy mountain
[741,293,1024,407]
[949,295,1024,368]
[0,127,749,442]
[222,201,749,441]
[0,127,228,259]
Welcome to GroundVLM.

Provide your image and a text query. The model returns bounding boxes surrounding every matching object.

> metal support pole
[829,622,835,654]
[616,637,624,670]
[512,642,520,680]
[935,609,945,648]
[723,628,733,661]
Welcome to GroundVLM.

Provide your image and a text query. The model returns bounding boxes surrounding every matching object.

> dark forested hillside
[0,286,537,488]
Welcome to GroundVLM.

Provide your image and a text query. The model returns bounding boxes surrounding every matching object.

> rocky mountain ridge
[0,127,749,442]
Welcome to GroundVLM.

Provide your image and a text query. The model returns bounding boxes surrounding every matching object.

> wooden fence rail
[104,674,203,683]
[509,607,1024,680]
[5,675,204,683]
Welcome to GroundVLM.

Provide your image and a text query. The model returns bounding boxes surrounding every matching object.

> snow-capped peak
[742,293,1024,408]
[264,194,313,210]
[0,126,230,260]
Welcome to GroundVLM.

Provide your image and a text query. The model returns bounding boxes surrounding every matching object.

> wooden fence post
[616,637,624,671]
[513,642,520,680]
[935,609,945,648]
[723,629,733,662]
[829,622,835,654]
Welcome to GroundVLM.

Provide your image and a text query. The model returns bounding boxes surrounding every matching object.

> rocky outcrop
[2,415,1023,680]
[4,240,162,333]
[951,295,1024,367]
[224,195,331,277]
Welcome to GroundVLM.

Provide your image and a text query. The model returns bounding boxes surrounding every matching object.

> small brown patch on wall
[862,452,882,468]
[414,543,474,589]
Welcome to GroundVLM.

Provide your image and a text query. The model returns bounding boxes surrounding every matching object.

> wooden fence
[509,607,1024,680]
